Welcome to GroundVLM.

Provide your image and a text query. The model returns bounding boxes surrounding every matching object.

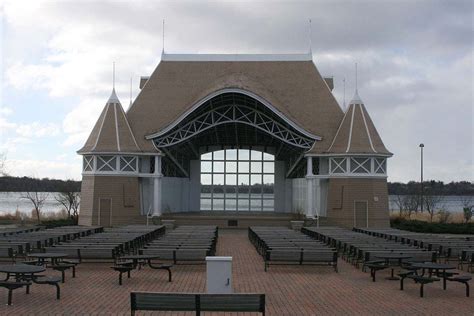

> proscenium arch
[146,88,321,140]
[147,89,320,149]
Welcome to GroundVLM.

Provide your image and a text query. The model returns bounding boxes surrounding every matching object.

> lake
[0,192,471,215]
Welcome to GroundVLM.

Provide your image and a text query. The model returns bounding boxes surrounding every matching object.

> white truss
[153,104,315,149]
[120,156,137,172]
[350,157,371,174]
[97,155,116,172]
[83,155,94,172]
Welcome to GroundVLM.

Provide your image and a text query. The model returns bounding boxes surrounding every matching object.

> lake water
[0,192,471,215]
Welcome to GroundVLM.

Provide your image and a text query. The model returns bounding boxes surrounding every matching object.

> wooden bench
[264,250,338,272]
[130,292,265,316]
[32,276,62,299]
[406,275,440,297]
[0,281,31,305]
[446,275,471,297]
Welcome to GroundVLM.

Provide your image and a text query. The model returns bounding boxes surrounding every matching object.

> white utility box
[206,256,233,294]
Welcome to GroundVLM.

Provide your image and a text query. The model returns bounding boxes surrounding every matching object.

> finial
[355,62,358,92]
[162,19,165,54]
[129,76,133,106]
[343,77,346,111]
[113,62,115,90]
[308,18,312,55]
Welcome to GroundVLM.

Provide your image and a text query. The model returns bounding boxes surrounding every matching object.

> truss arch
[148,91,319,150]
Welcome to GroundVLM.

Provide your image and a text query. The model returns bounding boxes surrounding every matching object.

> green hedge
[391,218,474,234]
[39,218,77,228]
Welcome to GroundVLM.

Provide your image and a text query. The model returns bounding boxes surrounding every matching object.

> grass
[0,209,77,227]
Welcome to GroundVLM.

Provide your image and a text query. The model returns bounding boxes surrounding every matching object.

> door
[354,200,368,228]
[99,198,112,227]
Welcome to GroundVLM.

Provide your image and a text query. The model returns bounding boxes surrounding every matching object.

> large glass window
[200,149,275,211]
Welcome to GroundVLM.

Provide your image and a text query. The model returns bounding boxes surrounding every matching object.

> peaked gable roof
[126,55,345,153]
[78,90,143,154]
[326,92,391,156]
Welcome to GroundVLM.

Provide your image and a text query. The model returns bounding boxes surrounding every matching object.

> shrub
[40,218,76,228]
[391,218,474,234]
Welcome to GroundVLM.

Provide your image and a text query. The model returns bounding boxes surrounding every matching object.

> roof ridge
[359,104,377,153]
[91,103,111,151]
[114,104,121,152]
[345,104,356,153]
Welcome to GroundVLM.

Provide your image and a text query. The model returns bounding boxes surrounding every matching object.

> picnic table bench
[130,292,265,316]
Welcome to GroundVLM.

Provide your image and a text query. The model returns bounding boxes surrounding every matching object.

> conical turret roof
[326,90,392,155]
[78,89,143,154]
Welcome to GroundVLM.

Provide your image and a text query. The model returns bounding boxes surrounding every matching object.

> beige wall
[78,175,141,227]
[326,177,390,228]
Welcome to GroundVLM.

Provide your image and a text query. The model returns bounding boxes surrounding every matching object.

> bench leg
[61,270,65,284]
[127,270,131,278]
[55,283,60,299]
[72,266,76,278]
[370,269,376,282]
[119,272,123,286]
[400,277,404,291]
[165,268,172,282]
[26,284,30,294]
[7,289,12,306]
[420,284,424,298]
[465,282,470,297]
[443,277,447,290]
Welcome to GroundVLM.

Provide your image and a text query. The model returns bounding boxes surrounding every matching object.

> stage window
[200,149,275,211]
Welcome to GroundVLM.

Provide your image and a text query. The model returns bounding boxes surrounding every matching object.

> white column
[314,178,321,220]
[306,157,314,218]
[153,155,163,217]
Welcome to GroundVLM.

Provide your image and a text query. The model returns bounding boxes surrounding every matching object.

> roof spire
[162,19,165,54]
[129,76,133,107]
[349,62,363,105]
[343,77,346,111]
[355,62,358,92]
[308,18,312,55]
[107,62,120,104]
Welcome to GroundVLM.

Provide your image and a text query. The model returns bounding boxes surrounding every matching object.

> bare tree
[424,194,443,223]
[401,195,420,218]
[0,152,7,176]
[21,191,49,224]
[393,195,405,216]
[460,195,473,223]
[55,191,80,223]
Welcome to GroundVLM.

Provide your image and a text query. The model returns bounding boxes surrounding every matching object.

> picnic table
[375,254,412,280]
[120,254,161,269]
[0,264,45,281]
[410,262,456,290]
[28,253,68,265]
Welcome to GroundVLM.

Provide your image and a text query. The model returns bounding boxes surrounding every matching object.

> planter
[290,220,304,231]
[162,219,176,231]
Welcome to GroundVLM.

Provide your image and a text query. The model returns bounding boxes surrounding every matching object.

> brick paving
[0,229,472,315]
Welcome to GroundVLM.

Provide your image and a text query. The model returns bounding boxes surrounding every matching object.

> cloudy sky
[0,0,472,183]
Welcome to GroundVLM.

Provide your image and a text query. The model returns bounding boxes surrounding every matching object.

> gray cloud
[3,0,472,182]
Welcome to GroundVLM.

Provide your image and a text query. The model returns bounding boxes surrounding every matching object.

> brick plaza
[1,229,472,315]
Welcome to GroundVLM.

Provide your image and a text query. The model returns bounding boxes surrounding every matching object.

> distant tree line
[0,176,81,192]
[0,177,472,196]
[388,181,473,196]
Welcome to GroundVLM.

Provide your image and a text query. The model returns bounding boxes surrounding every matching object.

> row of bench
[249,227,338,272]
[354,227,474,271]
[140,226,218,264]
[302,227,437,268]
[43,226,165,260]
[0,226,103,260]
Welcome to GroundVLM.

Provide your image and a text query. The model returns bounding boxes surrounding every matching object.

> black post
[419,144,424,213]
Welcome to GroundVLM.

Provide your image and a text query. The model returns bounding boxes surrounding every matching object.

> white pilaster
[153,155,163,216]
[314,178,321,221]
[306,157,314,218]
